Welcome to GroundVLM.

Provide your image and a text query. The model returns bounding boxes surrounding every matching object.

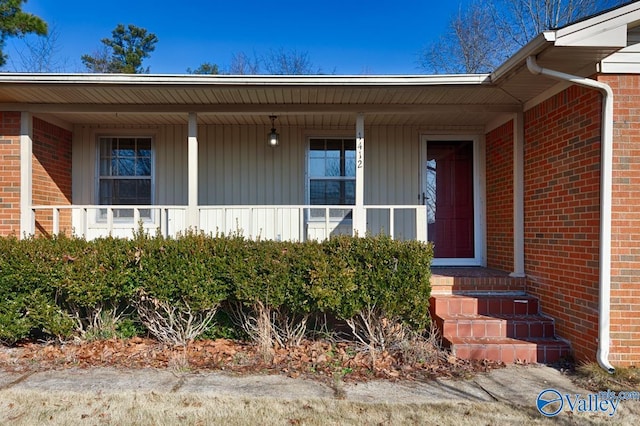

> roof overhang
[491,1,640,103]
[1,2,640,129]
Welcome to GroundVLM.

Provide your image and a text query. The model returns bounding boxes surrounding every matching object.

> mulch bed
[0,338,504,383]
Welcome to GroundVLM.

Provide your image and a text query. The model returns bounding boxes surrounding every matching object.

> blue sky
[6,0,471,74]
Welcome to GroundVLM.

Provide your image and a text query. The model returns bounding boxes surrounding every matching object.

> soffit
[0,75,520,127]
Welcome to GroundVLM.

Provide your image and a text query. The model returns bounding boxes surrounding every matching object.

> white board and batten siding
[72,123,422,240]
[365,126,422,241]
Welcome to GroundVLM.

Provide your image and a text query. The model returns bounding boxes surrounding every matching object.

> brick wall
[0,112,21,236]
[486,120,514,272]
[32,117,72,236]
[524,86,602,363]
[597,74,640,366]
[0,114,72,237]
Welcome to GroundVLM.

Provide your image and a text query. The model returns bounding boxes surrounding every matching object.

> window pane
[309,158,324,177]
[136,157,151,176]
[100,158,111,176]
[118,138,136,157]
[99,180,113,205]
[325,158,341,177]
[100,138,113,157]
[114,209,134,218]
[310,180,326,205]
[310,180,342,205]
[310,139,325,151]
[104,179,151,205]
[326,140,342,151]
[330,208,352,220]
[115,179,136,201]
[137,138,152,156]
[345,150,356,177]
[116,158,136,176]
[136,180,151,204]
[344,181,355,204]
[344,139,356,150]
[326,149,340,158]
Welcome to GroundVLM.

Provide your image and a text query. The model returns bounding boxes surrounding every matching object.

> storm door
[424,140,475,260]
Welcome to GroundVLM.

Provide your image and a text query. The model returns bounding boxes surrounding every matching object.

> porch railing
[30,204,427,242]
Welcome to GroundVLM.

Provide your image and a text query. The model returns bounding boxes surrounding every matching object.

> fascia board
[554,4,640,47]
[0,73,491,87]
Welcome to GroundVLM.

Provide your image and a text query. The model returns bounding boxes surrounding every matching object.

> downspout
[526,56,615,374]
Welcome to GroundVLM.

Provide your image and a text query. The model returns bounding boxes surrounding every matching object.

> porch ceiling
[0,76,520,127]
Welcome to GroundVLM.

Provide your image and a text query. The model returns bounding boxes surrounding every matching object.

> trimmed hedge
[0,232,433,344]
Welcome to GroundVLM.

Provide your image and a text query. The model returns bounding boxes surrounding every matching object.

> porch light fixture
[268,115,279,147]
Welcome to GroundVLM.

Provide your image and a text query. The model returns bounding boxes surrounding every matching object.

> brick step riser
[439,319,556,339]
[430,297,539,317]
[447,341,571,364]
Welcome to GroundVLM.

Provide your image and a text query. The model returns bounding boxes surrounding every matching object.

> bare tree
[419,0,629,74]
[11,23,68,72]
[228,51,261,75]
[80,45,112,73]
[262,48,320,75]
[418,3,503,74]
[227,48,321,75]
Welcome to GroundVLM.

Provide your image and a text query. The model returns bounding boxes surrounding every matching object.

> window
[308,138,355,219]
[98,136,153,219]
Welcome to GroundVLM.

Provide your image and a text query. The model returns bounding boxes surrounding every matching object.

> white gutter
[526,56,615,374]
[0,72,492,86]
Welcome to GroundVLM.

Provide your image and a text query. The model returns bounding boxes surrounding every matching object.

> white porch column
[20,111,34,238]
[187,112,199,229]
[353,113,366,237]
[511,112,525,277]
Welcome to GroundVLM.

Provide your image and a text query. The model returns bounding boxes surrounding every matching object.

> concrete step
[445,336,572,364]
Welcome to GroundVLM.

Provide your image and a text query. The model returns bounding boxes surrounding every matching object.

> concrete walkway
[1,364,639,422]
[0,364,622,405]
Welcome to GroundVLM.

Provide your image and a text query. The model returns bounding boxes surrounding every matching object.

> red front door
[426,141,474,258]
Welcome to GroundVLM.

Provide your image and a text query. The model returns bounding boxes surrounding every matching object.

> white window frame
[95,135,155,224]
[306,136,356,222]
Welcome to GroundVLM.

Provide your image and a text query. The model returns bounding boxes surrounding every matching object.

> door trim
[420,134,486,267]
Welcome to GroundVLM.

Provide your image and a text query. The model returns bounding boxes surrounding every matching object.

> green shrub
[319,235,433,331]
[55,236,137,337]
[131,231,231,344]
[0,233,433,347]
[0,236,76,343]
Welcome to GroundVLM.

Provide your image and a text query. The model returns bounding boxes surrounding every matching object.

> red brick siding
[32,117,72,236]
[598,74,640,366]
[486,121,514,272]
[0,112,21,236]
[0,114,72,237]
[524,86,602,363]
